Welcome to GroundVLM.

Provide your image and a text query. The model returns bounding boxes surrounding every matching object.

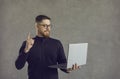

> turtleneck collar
[35,35,50,40]
[36,35,45,38]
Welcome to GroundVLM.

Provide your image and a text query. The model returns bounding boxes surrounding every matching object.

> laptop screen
[67,43,88,68]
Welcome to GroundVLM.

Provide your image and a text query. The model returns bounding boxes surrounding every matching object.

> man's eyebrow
[38,23,51,25]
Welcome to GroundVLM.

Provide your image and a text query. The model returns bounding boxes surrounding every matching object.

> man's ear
[35,23,38,28]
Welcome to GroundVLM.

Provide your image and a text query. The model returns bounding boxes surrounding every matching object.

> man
[15,15,80,79]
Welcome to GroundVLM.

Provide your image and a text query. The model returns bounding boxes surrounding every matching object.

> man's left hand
[67,63,80,73]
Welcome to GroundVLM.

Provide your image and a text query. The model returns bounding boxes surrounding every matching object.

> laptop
[48,43,88,69]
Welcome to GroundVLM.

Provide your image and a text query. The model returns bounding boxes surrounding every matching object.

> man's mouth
[44,31,49,33]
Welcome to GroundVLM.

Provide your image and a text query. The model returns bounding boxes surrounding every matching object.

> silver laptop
[48,43,88,69]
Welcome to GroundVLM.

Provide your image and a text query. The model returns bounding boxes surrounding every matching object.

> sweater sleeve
[57,40,69,73]
[15,41,29,70]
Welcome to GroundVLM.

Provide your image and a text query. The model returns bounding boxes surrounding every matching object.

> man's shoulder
[49,37,63,46]
[49,37,60,42]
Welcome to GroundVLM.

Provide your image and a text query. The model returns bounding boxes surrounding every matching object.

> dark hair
[35,15,51,23]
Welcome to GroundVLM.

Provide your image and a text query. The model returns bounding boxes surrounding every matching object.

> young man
[15,15,80,79]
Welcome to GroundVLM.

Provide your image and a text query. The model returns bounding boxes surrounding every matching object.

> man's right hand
[24,33,34,53]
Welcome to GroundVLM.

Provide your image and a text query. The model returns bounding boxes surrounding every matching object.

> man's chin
[40,32,50,38]
[44,32,50,38]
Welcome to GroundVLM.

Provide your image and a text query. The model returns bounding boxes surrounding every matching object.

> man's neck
[37,34,44,37]
[36,34,50,38]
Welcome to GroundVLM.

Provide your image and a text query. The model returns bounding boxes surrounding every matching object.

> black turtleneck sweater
[15,36,68,79]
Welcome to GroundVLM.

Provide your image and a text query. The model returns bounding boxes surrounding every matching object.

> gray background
[0,0,120,79]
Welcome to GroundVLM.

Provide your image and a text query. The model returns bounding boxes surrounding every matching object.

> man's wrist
[67,68,72,73]
[24,48,30,53]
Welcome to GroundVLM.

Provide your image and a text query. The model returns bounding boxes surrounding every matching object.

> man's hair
[35,15,51,23]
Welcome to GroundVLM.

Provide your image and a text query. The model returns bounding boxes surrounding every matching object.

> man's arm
[15,33,34,70]
[15,41,29,70]
[57,40,69,73]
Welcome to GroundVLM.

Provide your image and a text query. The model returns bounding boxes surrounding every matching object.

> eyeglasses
[38,23,52,28]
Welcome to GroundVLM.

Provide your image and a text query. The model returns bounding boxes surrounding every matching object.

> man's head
[35,15,51,38]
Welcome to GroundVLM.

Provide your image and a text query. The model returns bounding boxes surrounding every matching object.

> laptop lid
[67,43,88,68]
[48,43,88,69]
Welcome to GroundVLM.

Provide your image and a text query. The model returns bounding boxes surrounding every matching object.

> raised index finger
[27,32,31,40]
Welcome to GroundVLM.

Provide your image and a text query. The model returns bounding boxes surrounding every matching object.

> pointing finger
[27,32,31,40]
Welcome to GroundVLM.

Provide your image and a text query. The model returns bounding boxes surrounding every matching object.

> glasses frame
[38,23,52,28]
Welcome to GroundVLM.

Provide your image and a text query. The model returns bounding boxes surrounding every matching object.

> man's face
[36,19,51,38]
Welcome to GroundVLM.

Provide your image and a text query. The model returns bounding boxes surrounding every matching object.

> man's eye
[42,24,51,28]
